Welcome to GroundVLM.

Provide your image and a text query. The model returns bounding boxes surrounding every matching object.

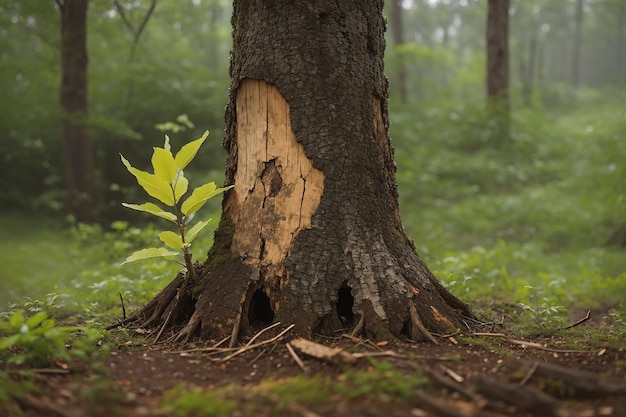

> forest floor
[3,318,625,417]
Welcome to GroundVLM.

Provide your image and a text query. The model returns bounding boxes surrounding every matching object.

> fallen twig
[470,333,592,353]
[118,292,127,320]
[221,324,295,362]
[560,310,591,330]
[16,395,85,417]
[519,361,538,386]
[286,342,308,372]
[245,321,282,347]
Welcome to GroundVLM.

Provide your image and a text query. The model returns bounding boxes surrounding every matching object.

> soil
[3,324,625,417]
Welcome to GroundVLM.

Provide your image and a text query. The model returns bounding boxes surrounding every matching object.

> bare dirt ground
[3,321,625,417]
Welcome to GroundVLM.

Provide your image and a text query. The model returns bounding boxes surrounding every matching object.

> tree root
[409,304,439,344]
[173,307,202,344]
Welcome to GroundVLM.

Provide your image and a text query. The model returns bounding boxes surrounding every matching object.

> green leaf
[122,248,180,264]
[25,312,49,329]
[174,131,208,171]
[176,114,194,128]
[181,182,234,216]
[121,202,177,222]
[186,220,210,243]
[159,231,184,249]
[0,334,20,350]
[164,135,171,152]
[152,146,177,183]
[120,154,175,206]
[8,310,24,329]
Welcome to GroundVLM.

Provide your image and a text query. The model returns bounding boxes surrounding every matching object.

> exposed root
[229,308,243,348]
[409,304,439,344]
[173,307,202,344]
[105,272,185,331]
[351,312,364,338]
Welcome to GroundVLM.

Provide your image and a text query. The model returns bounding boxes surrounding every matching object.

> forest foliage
[0,0,624,331]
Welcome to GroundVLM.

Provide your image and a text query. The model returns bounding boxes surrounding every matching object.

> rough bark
[59,0,94,222]
[126,0,473,344]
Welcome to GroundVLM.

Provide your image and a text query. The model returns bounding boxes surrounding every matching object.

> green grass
[0,214,78,307]
[392,93,626,328]
[0,208,221,323]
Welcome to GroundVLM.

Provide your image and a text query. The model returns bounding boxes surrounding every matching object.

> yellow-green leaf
[186,220,210,243]
[174,131,208,171]
[121,154,175,206]
[121,202,177,222]
[164,135,171,152]
[173,172,189,204]
[122,247,179,264]
[159,231,184,249]
[152,147,177,183]
[181,182,234,216]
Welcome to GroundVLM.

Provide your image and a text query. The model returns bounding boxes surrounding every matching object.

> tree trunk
[390,0,408,104]
[127,0,473,344]
[572,0,584,87]
[486,0,509,107]
[486,0,510,141]
[519,33,537,108]
[59,0,94,222]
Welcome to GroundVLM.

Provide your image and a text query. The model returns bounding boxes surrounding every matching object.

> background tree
[572,0,584,87]
[486,0,510,110]
[58,0,94,222]
[128,0,473,344]
[486,0,510,141]
[390,0,408,103]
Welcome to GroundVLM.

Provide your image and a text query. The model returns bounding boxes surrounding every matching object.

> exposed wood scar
[230,79,325,284]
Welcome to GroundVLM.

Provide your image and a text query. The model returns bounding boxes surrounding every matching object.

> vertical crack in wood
[231,78,325,300]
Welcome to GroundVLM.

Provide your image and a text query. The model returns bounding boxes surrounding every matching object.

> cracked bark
[125,0,473,343]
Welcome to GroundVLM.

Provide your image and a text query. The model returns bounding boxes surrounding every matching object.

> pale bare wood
[230,79,325,286]
[290,338,357,365]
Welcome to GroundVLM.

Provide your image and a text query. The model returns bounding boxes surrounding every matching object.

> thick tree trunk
[128,0,472,344]
[60,0,94,222]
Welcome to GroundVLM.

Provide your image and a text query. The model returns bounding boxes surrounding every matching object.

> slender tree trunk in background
[208,1,223,68]
[617,1,625,83]
[572,0,584,87]
[486,0,510,140]
[59,0,94,222]
[391,0,408,104]
[128,0,473,344]
[520,34,537,107]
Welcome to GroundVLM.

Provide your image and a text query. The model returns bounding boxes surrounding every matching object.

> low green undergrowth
[161,360,428,417]
[0,94,624,336]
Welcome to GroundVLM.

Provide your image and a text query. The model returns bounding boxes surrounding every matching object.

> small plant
[0,310,102,367]
[519,285,564,332]
[120,131,232,282]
